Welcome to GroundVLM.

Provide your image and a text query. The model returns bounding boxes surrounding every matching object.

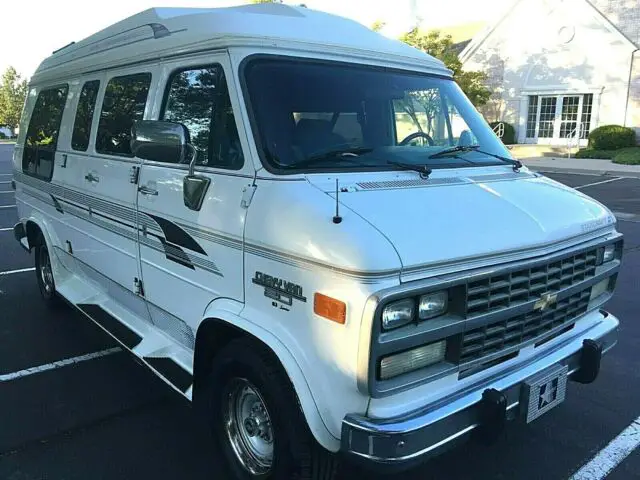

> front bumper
[341,310,619,470]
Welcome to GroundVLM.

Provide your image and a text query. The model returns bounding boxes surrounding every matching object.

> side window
[162,65,243,169]
[96,73,151,156]
[71,80,100,151]
[22,85,69,181]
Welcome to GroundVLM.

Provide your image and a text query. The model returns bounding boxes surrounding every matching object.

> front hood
[312,170,616,281]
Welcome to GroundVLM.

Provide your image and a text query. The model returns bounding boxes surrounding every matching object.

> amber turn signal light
[314,293,346,324]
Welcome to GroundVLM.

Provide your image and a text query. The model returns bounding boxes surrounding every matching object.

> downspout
[623,48,639,128]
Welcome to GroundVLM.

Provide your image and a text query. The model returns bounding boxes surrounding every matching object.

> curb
[527,165,640,179]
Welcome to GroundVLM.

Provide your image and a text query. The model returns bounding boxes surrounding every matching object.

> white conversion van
[12,4,623,479]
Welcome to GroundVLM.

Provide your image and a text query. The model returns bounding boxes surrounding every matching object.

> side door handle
[138,185,158,196]
[60,154,67,168]
[84,172,99,183]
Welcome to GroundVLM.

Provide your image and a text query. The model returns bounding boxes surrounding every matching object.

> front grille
[465,248,598,316]
[460,288,591,364]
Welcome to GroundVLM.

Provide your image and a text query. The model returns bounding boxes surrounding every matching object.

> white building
[460,0,640,145]
[0,127,12,137]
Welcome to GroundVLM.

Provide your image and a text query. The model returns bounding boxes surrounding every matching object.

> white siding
[462,0,637,141]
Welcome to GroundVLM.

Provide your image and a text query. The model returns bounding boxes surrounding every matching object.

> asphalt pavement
[1,142,639,479]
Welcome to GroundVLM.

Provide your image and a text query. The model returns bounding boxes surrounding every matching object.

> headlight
[603,244,615,263]
[418,291,448,320]
[379,341,446,380]
[382,299,414,330]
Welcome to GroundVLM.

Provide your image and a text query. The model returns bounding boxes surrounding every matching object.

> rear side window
[72,80,100,151]
[161,65,243,169]
[22,85,69,181]
[96,73,151,156]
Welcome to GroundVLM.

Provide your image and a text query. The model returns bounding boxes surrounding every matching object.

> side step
[72,302,194,398]
[78,304,142,349]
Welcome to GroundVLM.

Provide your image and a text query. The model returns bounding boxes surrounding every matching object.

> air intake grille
[465,248,598,316]
[460,288,591,364]
[356,177,464,190]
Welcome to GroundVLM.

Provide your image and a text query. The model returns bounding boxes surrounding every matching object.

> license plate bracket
[521,364,568,423]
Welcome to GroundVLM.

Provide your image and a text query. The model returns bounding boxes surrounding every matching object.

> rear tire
[34,233,60,308]
[206,338,338,480]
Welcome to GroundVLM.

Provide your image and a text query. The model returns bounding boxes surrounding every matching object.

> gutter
[624,47,639,128]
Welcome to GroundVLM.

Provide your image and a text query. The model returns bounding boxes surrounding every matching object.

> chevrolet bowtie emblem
[534,292,558,311]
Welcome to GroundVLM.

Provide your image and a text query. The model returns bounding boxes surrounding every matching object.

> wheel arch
[193,311,339,452]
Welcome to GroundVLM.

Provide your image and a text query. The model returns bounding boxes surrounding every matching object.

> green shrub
[588,125,636,150]
[0,131,6,139]
[612,147,640,165]
[574,149,616,159]
[489,121,516,145]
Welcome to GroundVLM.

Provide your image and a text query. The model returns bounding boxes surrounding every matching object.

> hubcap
[39,247,54,295]
[223,378,274,475]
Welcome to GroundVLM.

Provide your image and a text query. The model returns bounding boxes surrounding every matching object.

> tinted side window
[96,73,151,156]
[22,85,69,181]
[162,65,243,169]
[72,80,100,151]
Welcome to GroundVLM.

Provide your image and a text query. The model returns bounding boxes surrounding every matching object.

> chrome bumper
[341,311,619,470]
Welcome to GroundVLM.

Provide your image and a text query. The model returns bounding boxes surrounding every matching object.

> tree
[0,67,28,137]
[399,28,491,107]
[371,20,386,33]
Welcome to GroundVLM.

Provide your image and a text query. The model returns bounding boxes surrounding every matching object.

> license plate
[522,364,568,423]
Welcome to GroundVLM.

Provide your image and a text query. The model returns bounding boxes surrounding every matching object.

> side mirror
[131,120,190,163]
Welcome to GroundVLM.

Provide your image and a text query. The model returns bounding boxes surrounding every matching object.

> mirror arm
[187,144,199,176]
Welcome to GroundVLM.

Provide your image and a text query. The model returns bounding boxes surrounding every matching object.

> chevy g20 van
[12,4,623,479]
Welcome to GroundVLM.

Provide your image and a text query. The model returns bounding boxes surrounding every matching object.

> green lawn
[575,147,640,165]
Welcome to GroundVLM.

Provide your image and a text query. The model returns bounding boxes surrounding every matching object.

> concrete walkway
[522,156,640,178]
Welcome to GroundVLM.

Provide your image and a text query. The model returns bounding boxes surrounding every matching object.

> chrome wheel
[38,245,54,295]
[223,378,274,476]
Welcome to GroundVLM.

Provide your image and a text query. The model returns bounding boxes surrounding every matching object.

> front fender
[200,299,340,452]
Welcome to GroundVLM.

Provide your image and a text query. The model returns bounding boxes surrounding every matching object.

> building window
[559,95,580,138]
[581,93,593,138]
[526,96,538,138]
[161,65,243,169]
[96,73,151,157]
[537,97,557,138]
[22,85,69,181]
[72,80,100,151]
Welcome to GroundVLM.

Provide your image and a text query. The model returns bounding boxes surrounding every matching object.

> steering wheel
[399,131,435,146]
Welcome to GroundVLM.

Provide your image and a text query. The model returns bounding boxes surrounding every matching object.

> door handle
[60,154,67,168]
[84,172,99,183]
[138,185,158,196]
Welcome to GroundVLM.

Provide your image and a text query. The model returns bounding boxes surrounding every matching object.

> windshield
[243,57,513,173]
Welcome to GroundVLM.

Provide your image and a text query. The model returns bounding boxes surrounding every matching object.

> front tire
[207,338,338,480]
[34,233,59,307]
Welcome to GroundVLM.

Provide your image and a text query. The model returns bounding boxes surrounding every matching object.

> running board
[74,302,193,398]
[78,304,142,349]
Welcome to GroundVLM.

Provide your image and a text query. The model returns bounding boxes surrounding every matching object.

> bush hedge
[588,125,636,150]
[0,131,6,139]
[574,149,616,159]
[489,121,516,145]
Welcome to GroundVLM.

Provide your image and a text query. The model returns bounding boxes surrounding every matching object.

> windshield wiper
[281,146,375,169]
[429,144,523,171]
[428,145,481,159]
[387,160,432,179]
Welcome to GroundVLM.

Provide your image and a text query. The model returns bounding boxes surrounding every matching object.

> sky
[1,0,512,80]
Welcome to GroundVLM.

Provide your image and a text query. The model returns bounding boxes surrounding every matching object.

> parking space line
[0,205,16,209]
[0,347,122,382]
[0,191,14,194]
[0,267,35,276]
[0,181,10,184]
[0,174,12,177]
[0,227,12,232]
[570,416,640,480]
[575,177,625,190]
